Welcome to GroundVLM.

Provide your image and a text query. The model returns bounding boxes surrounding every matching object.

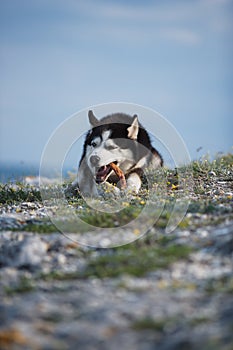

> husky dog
[74,110,163,196]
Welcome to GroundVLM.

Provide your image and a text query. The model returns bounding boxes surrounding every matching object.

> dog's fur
[73,110,163,196]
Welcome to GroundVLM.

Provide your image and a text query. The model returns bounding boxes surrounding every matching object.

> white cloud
[66,1,205,47]
[160,28,201,45]
[45,1,201,48]
[74,0,232,44]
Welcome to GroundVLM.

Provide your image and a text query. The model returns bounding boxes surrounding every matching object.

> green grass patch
[189,316,211,327]
[132,315,212,333]
[192,153,233,177]
[0,183,41,204]
[40,270,81,282]
[84,244,193,279]
[188,201,218,214]
[4,276,35,295]
[21,222,58,233]
[39,243,193,281]
[204,276,233,294]
[79,204,142,228]
[131,317,167,332]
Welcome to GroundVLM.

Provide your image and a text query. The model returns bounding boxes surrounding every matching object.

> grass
[131,317,169,332]
[204,275,233,295]
[40,242,193,280]
[0,183,41,204]
[4,276,35,295]
[192,153,233,177]
[0,153,232,234]
[85,244,193,278]
[79,204,142,228]
[131,315,211,332]
[20,222,58,233]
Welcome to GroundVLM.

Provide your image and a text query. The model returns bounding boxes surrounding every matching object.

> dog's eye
[91,141,97,148]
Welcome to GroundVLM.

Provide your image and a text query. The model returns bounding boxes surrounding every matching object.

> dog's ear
[88,110,99,127]
[127,115,139,140]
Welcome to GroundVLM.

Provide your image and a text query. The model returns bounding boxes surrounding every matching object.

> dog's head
[81,110,142,184]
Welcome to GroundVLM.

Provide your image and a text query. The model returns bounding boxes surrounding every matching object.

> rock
[54,253,66,265]
[17,236,48,268]
[0,233,48,269]
[0,214,26,230]
[213,233,233,255]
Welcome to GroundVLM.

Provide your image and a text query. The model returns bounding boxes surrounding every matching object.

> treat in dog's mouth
[96,162,126,189]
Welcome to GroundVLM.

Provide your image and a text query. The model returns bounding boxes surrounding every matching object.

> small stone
[100,238,111,248]
[17,237,48,268]
[55,254,66,265]
[208,171,216,176]
[0,234,48,269]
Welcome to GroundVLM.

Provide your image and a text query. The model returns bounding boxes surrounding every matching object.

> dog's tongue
[97,165,108,176]
[96,165,110,183]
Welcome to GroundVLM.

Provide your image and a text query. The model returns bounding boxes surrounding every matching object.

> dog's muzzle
[90,156,119,184]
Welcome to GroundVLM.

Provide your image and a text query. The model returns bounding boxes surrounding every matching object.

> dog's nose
[90,155,100,166]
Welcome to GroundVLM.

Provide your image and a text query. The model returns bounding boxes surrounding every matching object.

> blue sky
[0,0,232,168]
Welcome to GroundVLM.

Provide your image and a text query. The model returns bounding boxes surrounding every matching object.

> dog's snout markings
[39,103,193,248]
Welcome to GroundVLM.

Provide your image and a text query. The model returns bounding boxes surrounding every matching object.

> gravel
[0,165,233,349]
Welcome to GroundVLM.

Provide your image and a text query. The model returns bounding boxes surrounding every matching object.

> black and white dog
[73,110,163,196]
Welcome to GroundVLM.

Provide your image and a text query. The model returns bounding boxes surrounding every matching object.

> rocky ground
[0,155,232,350]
